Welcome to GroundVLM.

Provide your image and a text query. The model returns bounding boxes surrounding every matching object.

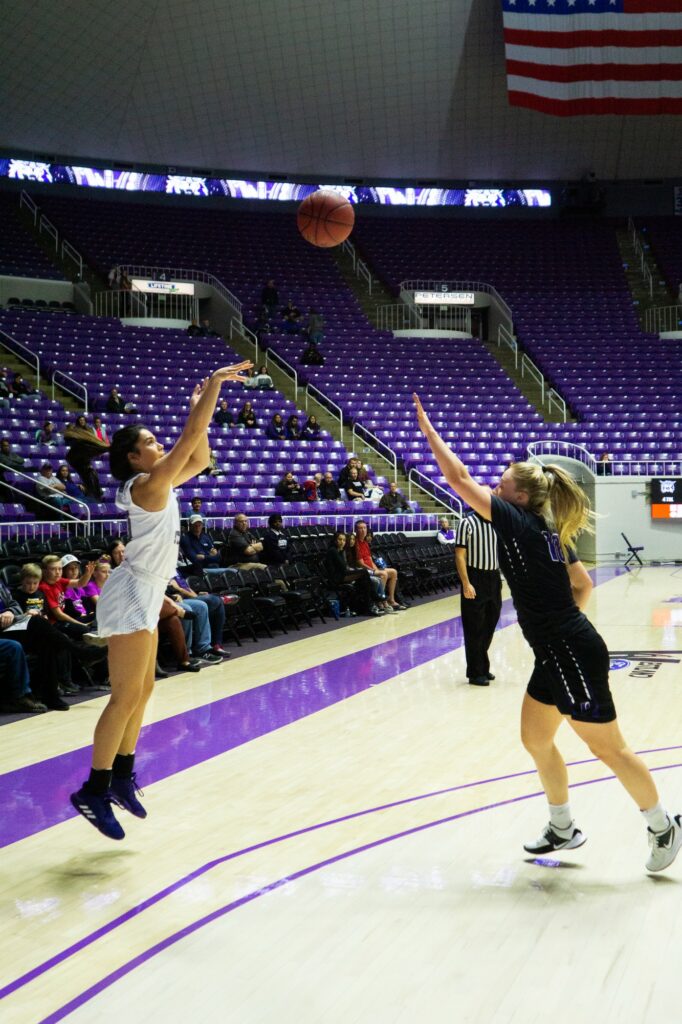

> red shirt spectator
[355,538,375,569]
[39,577,71,623]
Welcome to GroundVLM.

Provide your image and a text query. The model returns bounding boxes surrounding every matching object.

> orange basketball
[297,191,355,248]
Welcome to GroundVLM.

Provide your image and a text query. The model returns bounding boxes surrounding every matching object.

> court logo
[609,651,682,679]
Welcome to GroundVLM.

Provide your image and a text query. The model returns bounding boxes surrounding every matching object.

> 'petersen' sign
[131,279,195,296]
[414,291,475,305]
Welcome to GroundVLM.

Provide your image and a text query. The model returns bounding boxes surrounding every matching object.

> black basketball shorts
[527,622,616,724]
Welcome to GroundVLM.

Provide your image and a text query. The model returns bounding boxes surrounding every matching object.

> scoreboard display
[651,479,682,519]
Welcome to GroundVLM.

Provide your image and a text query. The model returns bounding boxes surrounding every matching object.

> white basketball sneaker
[523,822,587,855]
[645,814,682,873]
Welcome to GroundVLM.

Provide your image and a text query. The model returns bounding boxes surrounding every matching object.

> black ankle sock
[85,768,112,795]
[112,753,135,779]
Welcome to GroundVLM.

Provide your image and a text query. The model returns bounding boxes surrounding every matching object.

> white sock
[549,802,573,832]
[641,802,670,834]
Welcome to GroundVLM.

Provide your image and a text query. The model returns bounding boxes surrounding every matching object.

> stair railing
[0,327,41,389]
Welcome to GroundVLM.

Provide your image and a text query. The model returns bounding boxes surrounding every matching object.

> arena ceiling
[2,0,682,183]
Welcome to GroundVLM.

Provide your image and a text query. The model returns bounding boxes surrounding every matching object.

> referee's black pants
[460,567,502,680]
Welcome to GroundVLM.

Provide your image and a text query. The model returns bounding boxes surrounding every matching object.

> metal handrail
[400,279,513,331]
[95,289,149,319]
[19,190,85,282]
[231,317,259,362]
[547,388,567,423]
[264,347,298,400]
[0,469,90,525]
[497,322,518,369]
[341,237,356,269]
[644,304,682,334]
[305,383,344,444]
[527,440,598,472]
[375,303,423,332]
[52,370,88,412]
[118,265,242,319]
[521,353,545,405]
[61,239,83,279]
[357,260,373,295]
[19,190,38,225]
[351,422,397,482]
[407,467,463,517]
[39,213,58,251]
[0,327,40,388]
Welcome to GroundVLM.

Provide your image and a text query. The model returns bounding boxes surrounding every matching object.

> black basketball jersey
[490,494,584,646]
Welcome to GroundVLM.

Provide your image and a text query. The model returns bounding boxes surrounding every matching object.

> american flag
[501,0,682,115]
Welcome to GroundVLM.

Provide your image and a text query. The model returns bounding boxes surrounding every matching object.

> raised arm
[413,394,492,520]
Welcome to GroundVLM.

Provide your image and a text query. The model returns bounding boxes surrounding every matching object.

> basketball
[297,190,355,247]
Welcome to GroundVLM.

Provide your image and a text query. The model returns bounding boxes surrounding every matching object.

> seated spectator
[305,308,325,346]
[355,520,406,611]
[83,559,110,610]
[261,279,279,320]
[180,515,224,575]
[337,458,356,491]
[324,531,382,616]
[285,414,302,440]
[0,368,12,409]
[158,596,201,673]
[254,306,272,342]
[437,516,457,545]
[199,318,220,337]
[597,452,613,476]
[64,417,108,500]
[262,514,290,567]
[302,475,319,501]
[213,399,235,428]
[379,482,411,514]
[237,401,258,429]
[106,387,137,414]
[243,365,273,390]
[39,555,99,637]
[302,415,321,440]
[93,416,109,443]
[60,555,97,626]
[36,463,73,512]
[187,495,204,518]
[225,514,268,571]
[344,466,367,502]
[267,413,286,440]
[167,571,228,657]
[107,538,126,566]
[166,583,223,665]
[300,343,324,366]
[0,639,46,714]
[56,464,93,505]
[186,318,202,337]
[319,471,341,500]
[345,531,389,612]
[275,471,305,501]
[203,449,222,477]
[0,437,25,472]
[35,419,59,446]
[12,372,35,397]
[281,299,302,334]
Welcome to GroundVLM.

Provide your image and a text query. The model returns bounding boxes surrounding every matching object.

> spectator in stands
[64,417,108,500]
[355,520,405,611]
[180,515,223,574]
[167,570,227,657]
[84,559,110,609]
[202,449,222,477]
[0,638,47,714]
[300,342,325,366]
[186,318,202,337]
[12,372,35,397]
[225,514,268,571]
[39,554,98,637]
[337,458,356,491]
[107,539,126,566]
[0,438,25,472]
[108,266,121,288]
[319,471,341,500]
[36,463,73,512]
[35,419,59,446]
[0,368,12,409]
[325,532,382,617]
[199,319,220,337]
[345,531,388,611]
[254,306,272,343]
[597,452,613,477]
[158,596,201,673]
[243,365,274,390]
[187,495,204,517]
[285,414,302,440]
[237,401,258,429]
[262,513,290,567]
[305,308,325,346]
[261,279,279,320]
[345,466,367,502]
[275,471,305,501]
[166,581,223,665]
[106,387,137,414]
[93,416,109,444]
[302,415,321,440]
[57,463,93,504]
[437,516,457,545]
[61,555,97,626]
[379,481,411,514]
[214,399,235,428]
[267,413,286,440]
[282,300,302,334]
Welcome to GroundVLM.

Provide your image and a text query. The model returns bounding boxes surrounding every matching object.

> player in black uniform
[414,394,681,873]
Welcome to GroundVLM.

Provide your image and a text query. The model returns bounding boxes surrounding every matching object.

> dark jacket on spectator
[214,408,234,427]
[318,478,341,500]
[262,527,289,566]
[179,530,221,570]
[225,528,260,565]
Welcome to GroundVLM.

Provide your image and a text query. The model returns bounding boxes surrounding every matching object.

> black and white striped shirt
[454,512,499,571]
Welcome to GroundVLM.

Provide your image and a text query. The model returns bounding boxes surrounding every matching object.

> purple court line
[35,759,682,1024]
[3,737,678,1004]
[0,566,624,851]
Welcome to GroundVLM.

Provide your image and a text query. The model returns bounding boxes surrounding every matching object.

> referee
[454,510,501,686]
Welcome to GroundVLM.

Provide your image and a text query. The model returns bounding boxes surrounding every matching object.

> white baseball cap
[60,554,80,568]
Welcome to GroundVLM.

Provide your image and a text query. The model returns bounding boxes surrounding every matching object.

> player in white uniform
[71,362,252,840]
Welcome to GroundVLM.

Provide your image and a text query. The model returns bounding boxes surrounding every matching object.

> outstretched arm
[413,394,492,520]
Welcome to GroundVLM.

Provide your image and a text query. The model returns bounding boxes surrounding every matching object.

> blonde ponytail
[510,461,593,557]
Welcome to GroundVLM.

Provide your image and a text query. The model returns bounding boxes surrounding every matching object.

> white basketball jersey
[116,473,180,584]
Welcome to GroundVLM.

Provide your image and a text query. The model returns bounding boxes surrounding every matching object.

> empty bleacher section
[0,193,66,282]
